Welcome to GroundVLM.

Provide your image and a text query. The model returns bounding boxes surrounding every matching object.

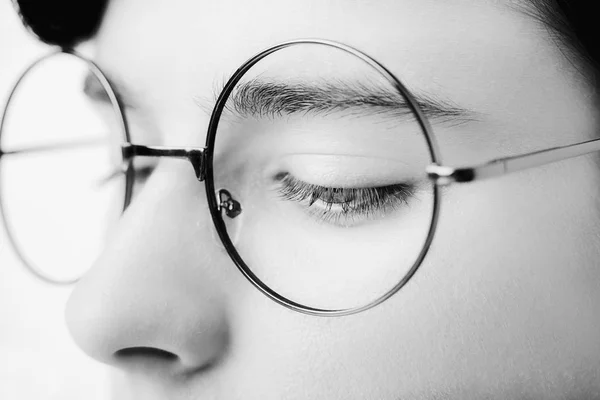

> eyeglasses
[1,39,599,317]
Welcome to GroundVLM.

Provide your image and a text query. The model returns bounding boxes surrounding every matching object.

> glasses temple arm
[427,136,600,185]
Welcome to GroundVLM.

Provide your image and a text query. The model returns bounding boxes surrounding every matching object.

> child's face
[64,0,600,398]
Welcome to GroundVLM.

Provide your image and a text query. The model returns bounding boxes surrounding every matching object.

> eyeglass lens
[210,43,436,310]
[0,53,124,283]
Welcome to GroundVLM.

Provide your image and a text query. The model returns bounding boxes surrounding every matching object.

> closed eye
[274,172,416,227]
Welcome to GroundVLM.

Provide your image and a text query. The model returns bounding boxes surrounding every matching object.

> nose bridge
[122,143,207,181]
[65,159,230,374]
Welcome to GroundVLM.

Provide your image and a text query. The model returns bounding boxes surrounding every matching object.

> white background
[0,3,110,399]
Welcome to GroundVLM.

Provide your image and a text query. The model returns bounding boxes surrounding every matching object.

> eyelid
[277,153,418,187]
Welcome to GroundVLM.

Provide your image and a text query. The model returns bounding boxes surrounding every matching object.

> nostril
[115,347,178,361]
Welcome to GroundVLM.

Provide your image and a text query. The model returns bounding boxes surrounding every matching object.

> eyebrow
[220,78,478,124]
[84,71,478,125]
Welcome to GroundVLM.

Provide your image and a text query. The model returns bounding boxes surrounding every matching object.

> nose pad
[217,189,242,219]
[212,188,243,247]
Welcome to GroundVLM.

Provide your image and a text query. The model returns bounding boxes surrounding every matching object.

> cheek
[225,155,600,398]
[440,155,600,277]
[385,155,600,392]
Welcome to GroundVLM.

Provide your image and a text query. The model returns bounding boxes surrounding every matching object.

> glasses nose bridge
[122,143,207,181]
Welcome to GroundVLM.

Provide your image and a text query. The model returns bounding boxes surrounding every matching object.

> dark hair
[13,0,109,49]
[13,0,600,81]
[519,0,599,84]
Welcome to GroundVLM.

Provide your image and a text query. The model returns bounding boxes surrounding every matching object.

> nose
[65,160,230,376]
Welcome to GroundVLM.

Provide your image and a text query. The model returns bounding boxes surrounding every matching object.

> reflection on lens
[210,42,436,312]
[0,53,125,284]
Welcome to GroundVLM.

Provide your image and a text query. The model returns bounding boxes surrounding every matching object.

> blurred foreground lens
[209,42,436,312]
[0,53,125,284]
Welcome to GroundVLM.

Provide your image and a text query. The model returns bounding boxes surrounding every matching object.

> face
[62,0,600,398]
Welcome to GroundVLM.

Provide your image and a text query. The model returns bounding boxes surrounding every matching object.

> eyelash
[130,165,155,183]
[274,173,415,226]
[98,164,154,189]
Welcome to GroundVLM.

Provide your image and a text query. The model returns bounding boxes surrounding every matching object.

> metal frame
[203,39,442,317]
[426,137,600,185]
[0,49,130,285]
[1,39,599,316]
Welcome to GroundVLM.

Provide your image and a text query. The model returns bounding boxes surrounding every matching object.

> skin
[64,0,600,398]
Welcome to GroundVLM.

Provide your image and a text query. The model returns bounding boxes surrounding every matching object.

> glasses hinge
[121,143,134,160]
[426,163,475,185]
[188,148,207,181]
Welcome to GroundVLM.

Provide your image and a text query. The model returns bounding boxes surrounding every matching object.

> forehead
[91,0,575,144]
[95,0,538,82]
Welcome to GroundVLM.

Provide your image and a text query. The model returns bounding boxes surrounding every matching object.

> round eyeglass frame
[204,40,443,316]
[0,49,132,285]
[0,39,444,317]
